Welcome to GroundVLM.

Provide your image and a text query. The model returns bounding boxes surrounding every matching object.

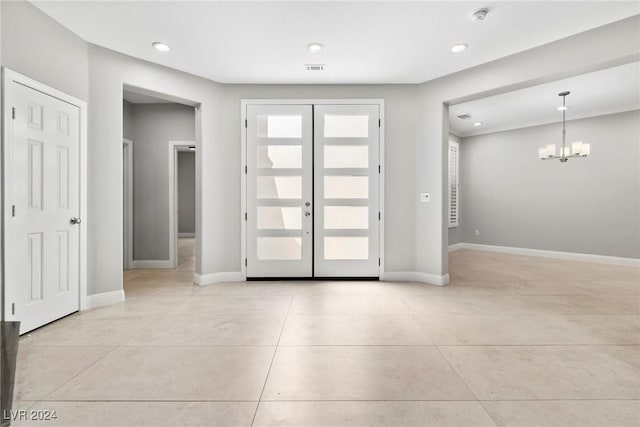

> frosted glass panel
[257,176,302,199]
[258,207,301,230]
[258,237,302,260]
[325,207,368,229]
[324,115,369,138]
[258,145,302,169]
[257,115,302,138]
[324,237,369,260]
[324,176,368,199]
[324,146,368,168]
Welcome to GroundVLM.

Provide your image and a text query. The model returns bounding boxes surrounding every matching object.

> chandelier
[538,91,590,162]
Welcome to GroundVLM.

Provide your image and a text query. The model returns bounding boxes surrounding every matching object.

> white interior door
[313,105,380,277]
[246,105,313,277]
[4,82,81,333]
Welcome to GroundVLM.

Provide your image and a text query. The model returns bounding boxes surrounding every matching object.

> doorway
[243,101,384,278]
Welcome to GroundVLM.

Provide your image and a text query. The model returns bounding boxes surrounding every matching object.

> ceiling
[449,61,640,137]
[33,1,639,84]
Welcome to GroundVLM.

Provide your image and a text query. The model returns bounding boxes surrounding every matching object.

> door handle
[70,217,82,225]
[305,202,311,207]
[305,212,311,217]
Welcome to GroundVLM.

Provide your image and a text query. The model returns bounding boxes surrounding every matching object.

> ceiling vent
[305,64,325,71]
[457,113,472,120]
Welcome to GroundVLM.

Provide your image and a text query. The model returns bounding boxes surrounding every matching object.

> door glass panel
[324,176,368,199]
[257,176,302,199]
[258,145,302,169]
[258,237,302,260]
[325,206,368,229]
[258,115,302,138]
[324,145,368,168]
[324,237,368,260]
[257,207,301,229]
[324,115,369,138]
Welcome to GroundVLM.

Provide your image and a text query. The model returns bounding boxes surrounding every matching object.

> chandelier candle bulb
[572,141,583,155]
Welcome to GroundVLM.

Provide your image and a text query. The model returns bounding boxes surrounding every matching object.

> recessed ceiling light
[451,43,468,54]
[473,122,483,127]
[557,106,568,111]
[308,43,324,54]
[152,42,171,52]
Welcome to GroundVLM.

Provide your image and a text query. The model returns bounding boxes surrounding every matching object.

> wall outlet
[420,193,431,202]
[474,229,480,236]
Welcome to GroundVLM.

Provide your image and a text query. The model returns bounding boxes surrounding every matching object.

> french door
[246,103,380,278]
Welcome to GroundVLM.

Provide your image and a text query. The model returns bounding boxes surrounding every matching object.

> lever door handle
[305,212,311,217]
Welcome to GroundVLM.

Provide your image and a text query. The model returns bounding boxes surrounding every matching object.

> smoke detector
[471,8,489,22]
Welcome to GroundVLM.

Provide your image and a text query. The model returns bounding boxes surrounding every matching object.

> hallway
[12,250,640,426]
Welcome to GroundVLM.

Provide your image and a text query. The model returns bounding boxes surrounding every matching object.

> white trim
[129,260,174,269]
[86,290,125,310]
[178,232,195,238]
[448,243,464,252]
[240,99,386,278]
[2,68,89,311]
[122,138,134,270]
[168,140,195,270]
[454,243,640,267]
[382,271,450,286]
[194,271,246,286]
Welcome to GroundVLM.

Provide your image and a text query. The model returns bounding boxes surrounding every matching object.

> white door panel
[314,105,380,277]
[246,105,313,277]
[5,82,81,333]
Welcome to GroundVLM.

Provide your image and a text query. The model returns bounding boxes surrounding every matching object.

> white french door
[246,105,313,277]
[245,102,380,278]
[313,105,379,277]
[4,81,81,333]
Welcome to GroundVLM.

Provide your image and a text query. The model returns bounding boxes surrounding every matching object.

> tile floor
[12,240,640,426]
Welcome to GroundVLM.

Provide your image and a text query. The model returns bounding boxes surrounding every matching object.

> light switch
[420,193,431,202]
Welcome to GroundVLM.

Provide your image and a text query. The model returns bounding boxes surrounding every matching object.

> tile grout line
[433,343,500,426]
[30,271,198,403]
[250,295,295,427]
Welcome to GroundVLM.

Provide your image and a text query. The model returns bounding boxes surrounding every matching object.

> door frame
[2,67,89,311]
[122,138,134,269]
[240,99,386,279]
[168,141,196,269]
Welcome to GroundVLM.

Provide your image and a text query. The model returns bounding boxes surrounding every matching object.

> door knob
[305,212,311,217]
[305,202,311,207]
[70,217,82,225]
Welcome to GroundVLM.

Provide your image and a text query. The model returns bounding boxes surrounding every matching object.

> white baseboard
[194,271,246,286]
[453,243,640,267]
[85,290,125,310]
[382,271,450,286]
[129,260,174,269]
[448,243,464,252]
[178,233,195,238]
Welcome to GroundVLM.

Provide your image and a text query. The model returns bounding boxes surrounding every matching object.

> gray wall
[129,103,195,260]
[0,1,88,101]
[178,151,196,234]
[220,84,419,271]
[123,100,134,141]
[417,16,639,278]
[448,134,463,246]
[460,110,640,258]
